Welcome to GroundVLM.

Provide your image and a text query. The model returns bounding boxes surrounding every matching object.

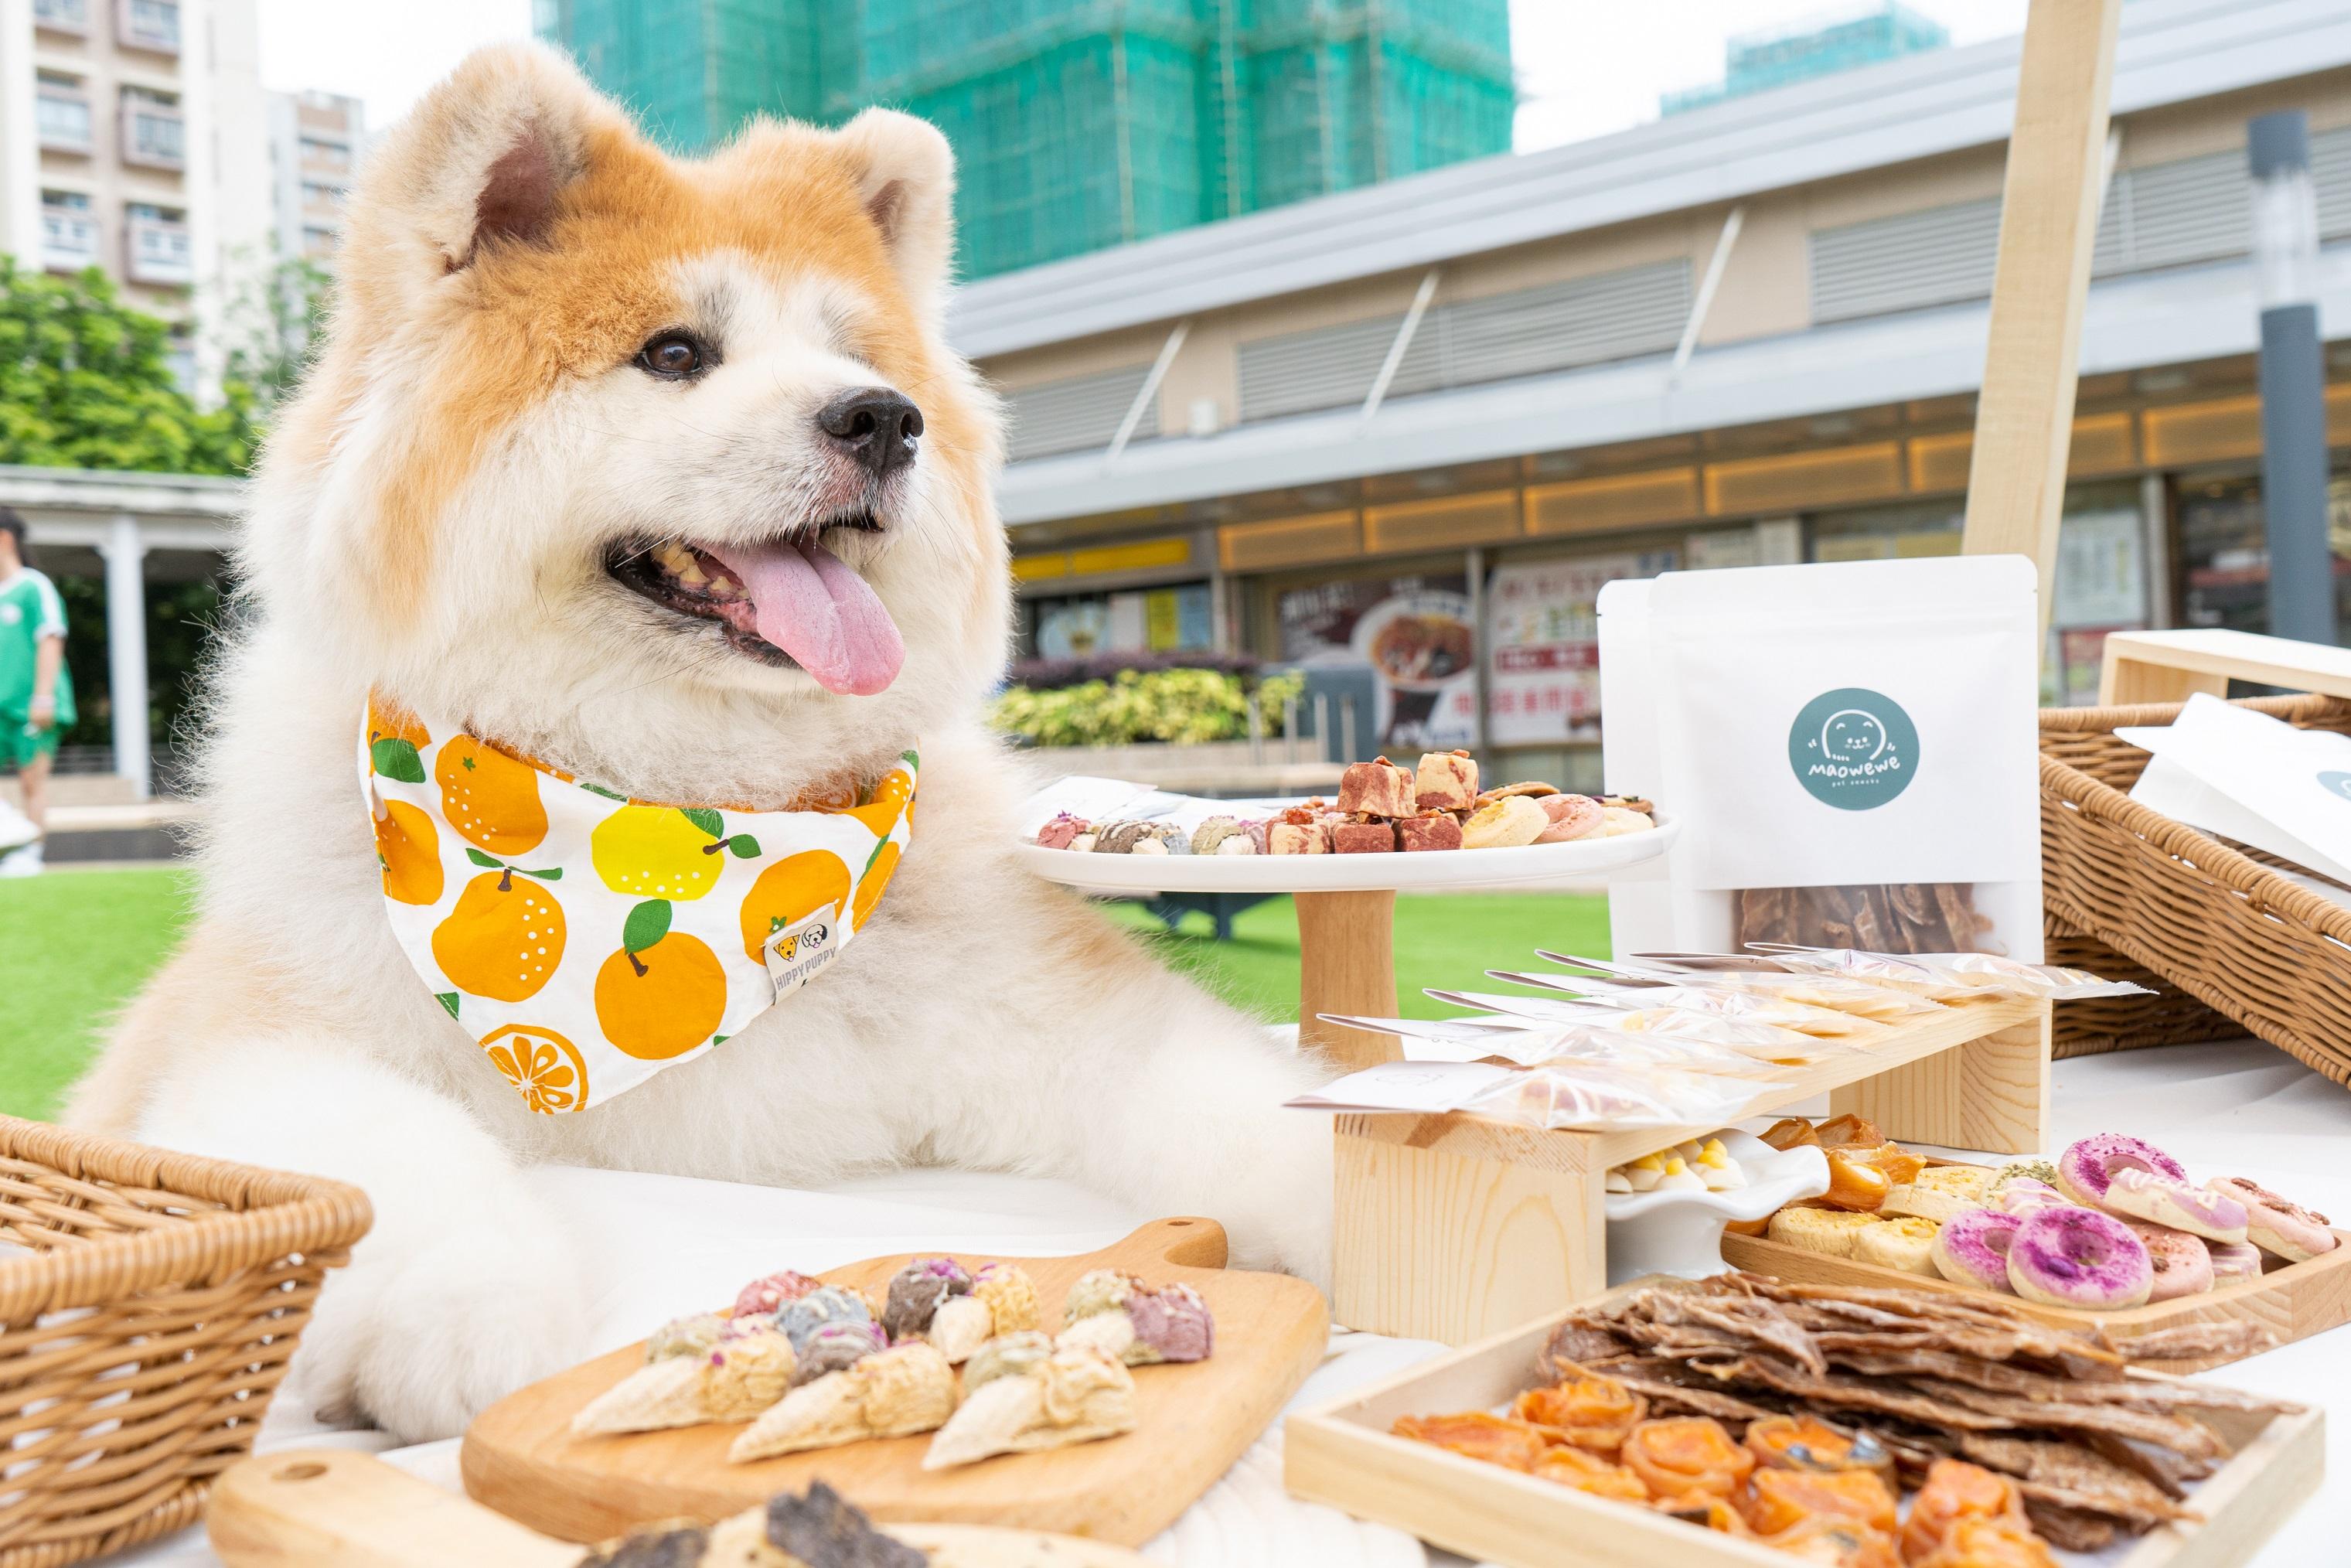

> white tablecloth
[118,1039,2346,1566]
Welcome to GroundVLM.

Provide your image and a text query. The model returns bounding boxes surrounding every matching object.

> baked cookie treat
[1269,820,1328,854]
[1767,1208,1878,1258]
[1535,793,1605,844]
[1462,795,1548,849]
[1854,1216,1940,1275]
[1338,757,1416,817]
[2208,1176,2338,1262]
[1331,820,1398,854]
[1398,812,1463,851]
[1414,749,1480,812]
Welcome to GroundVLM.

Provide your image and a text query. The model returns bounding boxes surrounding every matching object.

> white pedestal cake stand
[1014,820,1680,1071]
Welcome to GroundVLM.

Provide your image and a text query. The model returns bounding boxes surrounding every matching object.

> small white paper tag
[765,907,842,998]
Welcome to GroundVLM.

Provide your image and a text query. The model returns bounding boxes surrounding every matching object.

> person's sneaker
[0,799,37,853]
[0,842,42,877]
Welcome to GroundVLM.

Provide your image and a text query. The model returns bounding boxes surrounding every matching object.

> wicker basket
[2039,692,2351,1082]
[0,1116,370,1566]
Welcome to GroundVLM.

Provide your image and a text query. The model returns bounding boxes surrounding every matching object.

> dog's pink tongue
[704,538,905,695]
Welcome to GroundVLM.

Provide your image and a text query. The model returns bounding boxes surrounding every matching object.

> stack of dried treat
[1033,750,1656,857]
[1486,1273,2281,1556]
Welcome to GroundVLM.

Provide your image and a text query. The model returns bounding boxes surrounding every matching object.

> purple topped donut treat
[2055,1134,2187,1215]
[2007,1205,2154,1310]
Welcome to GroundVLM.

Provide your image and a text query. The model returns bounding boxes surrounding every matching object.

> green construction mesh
[541,0,1514,278]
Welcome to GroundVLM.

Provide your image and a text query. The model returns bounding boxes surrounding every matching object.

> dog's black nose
[816,387,922,477]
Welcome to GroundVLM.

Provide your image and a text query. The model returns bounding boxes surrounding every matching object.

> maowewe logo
[2317,770,2351,803]
[1787,687,1919,811]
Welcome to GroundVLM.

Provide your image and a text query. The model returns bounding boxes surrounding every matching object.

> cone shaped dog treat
[779,1286,874,1353]
[1055,1273,1215,1365]
[573,1325,799,1435]
[732,1270,824,1321]
[728,1341,958,1462]
[787,1321,887,1389]
[963,1330,1055,1392]
[583,1479,925,1568]
[922,1344,1137,1470]
[879,1257,972,1341]
[644,1311,731,1363]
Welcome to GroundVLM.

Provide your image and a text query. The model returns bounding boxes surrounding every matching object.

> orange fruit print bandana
[361,696,914,1114]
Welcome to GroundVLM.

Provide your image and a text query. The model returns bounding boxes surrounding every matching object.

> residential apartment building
[265,88,360,269]
[0,0,274,372]
[955,0,2351,782]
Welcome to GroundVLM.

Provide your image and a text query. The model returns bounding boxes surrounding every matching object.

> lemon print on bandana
[363,699,914,1115]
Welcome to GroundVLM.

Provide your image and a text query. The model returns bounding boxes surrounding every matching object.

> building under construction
[536,0,1515,278]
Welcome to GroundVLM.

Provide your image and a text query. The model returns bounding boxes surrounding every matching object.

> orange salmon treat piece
[1900,1460,2030,1564]
[1391,1411,1549,1472]
[1513,1369,1646,1451]
[1739,1467,1898,1537]
[1532,1444,1649,1502]
[1621,1417,1755,1500]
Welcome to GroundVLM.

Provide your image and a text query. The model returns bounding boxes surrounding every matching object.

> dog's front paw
[295,1215,590,1444]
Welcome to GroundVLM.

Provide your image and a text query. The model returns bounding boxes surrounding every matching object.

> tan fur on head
[248,43,1006,781]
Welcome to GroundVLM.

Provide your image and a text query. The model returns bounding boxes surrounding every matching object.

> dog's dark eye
[637,332,707,380]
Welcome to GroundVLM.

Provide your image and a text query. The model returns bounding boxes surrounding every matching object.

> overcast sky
[257,0,2034,150]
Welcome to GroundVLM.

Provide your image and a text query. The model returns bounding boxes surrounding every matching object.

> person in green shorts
[0,510,73,874]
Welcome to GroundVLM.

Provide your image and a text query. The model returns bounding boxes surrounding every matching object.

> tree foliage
[990,667,1305,747]
[0,258,255,475]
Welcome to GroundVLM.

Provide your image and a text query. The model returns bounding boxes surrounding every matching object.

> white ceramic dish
[1015,816,1678,895]
[1603,1129,1828,1285]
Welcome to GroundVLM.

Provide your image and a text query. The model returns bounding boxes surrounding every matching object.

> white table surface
[119,1038,2346,1567]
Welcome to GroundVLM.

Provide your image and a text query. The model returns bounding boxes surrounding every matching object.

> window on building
[298,136,349,171]
[33,0,90,32]
[124,202,193,285]
[118,0,179,53]
[301,180,343,210]
[302,225,339,257]
[36,74,93,152]
[39,190,97,271]
[121,87,184,168]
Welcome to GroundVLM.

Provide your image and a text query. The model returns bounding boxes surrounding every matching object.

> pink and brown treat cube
[1331,820,1397,854]
[1337,757,1417,818]
[1398,813,1463,852]
[1414,750,1479,812]
[1269,820,1330,854]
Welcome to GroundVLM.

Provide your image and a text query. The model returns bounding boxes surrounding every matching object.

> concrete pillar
[99,514,152,801]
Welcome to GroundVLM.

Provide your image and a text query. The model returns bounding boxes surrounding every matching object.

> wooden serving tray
[1284,1280,2325,1568]
[210,1448,1152,1566]
[1334,997,2052,1343]
[1721,1157,2351,1373]
[462,1218,1327,1546]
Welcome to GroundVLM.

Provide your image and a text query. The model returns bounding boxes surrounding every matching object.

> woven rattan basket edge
[2038,691,2351,1083]
[0,1114,373,1568]
[0,1116,374,1320]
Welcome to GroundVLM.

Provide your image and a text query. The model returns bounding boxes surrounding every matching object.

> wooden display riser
[1331,997,2051,1344]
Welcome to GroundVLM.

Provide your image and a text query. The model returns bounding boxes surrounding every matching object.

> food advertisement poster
[1486,551,1673,745]
[1276,574,1476,748]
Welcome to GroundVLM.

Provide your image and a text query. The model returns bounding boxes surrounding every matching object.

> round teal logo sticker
[1789,687,1919,810]
[2318,770,2351,802]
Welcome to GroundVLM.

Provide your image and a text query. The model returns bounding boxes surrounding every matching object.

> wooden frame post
[1960,0,2124,645]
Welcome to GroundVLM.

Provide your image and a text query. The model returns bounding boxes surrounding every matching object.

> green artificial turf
[1104,891,1612,1023]
[0,867,197,1120]
[0,868,1609,1121]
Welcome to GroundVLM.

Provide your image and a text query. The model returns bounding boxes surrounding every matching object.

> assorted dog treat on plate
[573,1258,1214,1472]
[1750,1118,2339,1307]
[1031,750,1657,855]
[1394,1273,2293,1559]
[1609,1137,1751,1195]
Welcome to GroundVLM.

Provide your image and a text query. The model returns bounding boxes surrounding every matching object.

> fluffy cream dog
[66,44,1332,1443]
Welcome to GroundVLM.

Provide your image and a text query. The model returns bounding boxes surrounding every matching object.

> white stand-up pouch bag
[1602,556,2043,960]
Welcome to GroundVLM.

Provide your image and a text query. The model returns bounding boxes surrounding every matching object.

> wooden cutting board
[462,1217,1328,1546]
[209,1447,1153,1566]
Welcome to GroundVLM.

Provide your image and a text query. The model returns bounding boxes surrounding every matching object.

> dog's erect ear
[352,43,616,284]
[833,109,957,326]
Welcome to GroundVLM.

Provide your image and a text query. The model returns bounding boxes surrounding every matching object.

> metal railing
[121,102,186,169]
[36,94,92,152]
[41,210,97,271]
[125,216,193,285]
[117,0,179,53]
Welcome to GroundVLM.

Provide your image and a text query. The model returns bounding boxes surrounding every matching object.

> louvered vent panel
[1809,197,2002,322]
[2313,125,2351,238]
[1001,364,1157,462]
[1237,260,1693,424]
[1238,315,1407,422]
[2105,152,2247,273]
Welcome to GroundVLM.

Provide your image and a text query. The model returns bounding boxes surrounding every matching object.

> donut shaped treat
[2124,1222,2215,1302]
[1990,1177,2065,1215]
[2007,1206,2153,1309]
[2206,1239,2265,1283]
[2208,1177,2339,1263]
[2102,1168,2248,1243]
[2055,1135,2186,1214]
[1930,1208,2019,1293]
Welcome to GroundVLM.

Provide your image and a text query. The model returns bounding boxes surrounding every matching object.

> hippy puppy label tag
[765,905,843,998]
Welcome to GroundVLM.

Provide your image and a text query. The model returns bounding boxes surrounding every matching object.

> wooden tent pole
[1959,0,2124,645]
